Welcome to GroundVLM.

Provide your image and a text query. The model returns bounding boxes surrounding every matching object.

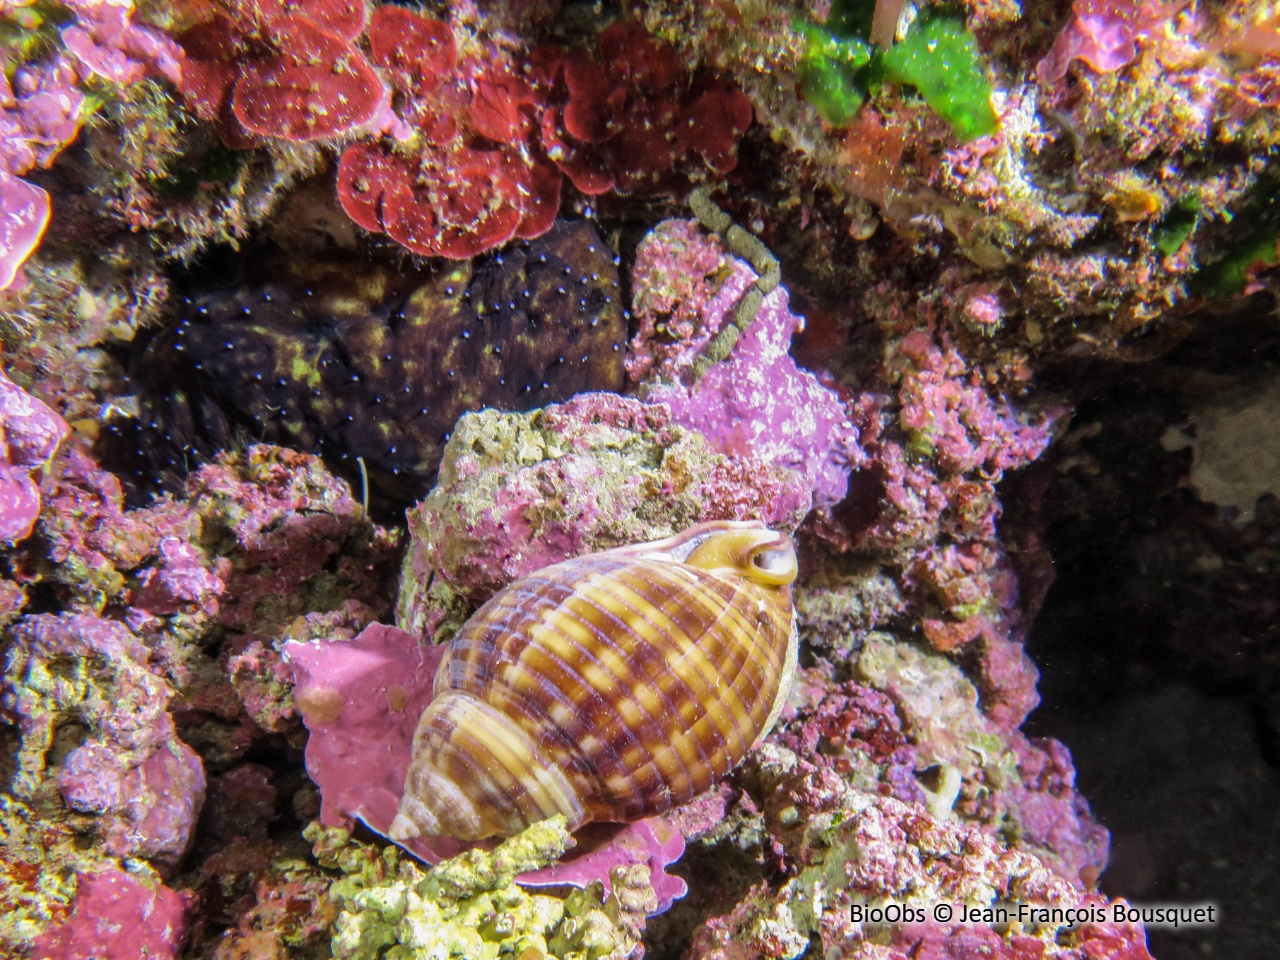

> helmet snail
[390,520,799,842]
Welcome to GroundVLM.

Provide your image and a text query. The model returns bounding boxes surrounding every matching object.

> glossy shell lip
[681,521,798,587]
[592,520,800,594]
[752,546,797,582]
[391,519,799,842]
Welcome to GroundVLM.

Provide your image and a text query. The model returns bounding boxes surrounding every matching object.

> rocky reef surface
[3,1,1279,958]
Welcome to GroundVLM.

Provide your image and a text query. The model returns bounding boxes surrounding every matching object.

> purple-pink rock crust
[633,219,864,510]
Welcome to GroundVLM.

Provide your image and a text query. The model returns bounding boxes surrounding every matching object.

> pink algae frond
[1036,0,1187,87]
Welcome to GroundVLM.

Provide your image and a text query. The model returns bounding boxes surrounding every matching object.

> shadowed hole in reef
[96,220,629,520]
[8,579,62,617]
[174,735,322,949]
[0,727,18,795]
[642,841,765,960]
[46,719,90,772]
[1011,294,1280,960]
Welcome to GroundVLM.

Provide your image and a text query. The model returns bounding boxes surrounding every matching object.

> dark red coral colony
[536,21,755,195]
[334,4,558,259]
[174,5,754,260]
[177,0,383,144]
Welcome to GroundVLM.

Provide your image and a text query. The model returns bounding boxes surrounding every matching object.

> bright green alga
[879,9,999,141]
[794,17,873,127]
[795,3,997,141]
[1193,171,1280,296]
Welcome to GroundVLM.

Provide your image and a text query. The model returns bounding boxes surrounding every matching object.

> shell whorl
[390,521,798,842]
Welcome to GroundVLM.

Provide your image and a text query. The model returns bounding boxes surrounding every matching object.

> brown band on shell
[391,690,586,841]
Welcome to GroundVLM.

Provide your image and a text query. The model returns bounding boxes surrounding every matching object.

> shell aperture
[390,520,799,842]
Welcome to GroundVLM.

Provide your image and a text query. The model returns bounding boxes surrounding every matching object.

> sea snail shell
[389,520,799,842]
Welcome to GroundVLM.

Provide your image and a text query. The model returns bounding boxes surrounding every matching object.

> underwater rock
[0,370,69,543]
[0,439,398,839]
[191,844,336,959]
[184,444,396,636]
[313,818,657,960]
[129,220,625,501]
[5,4,1262,958]
[0,0,182,291]
[688,753,1147,960]
[2,614,205,866]
[395,391,812,638]
[2,795,188,957]
[1161,368,1280,526]
[855,633,1013,788]
[827,313,1055,731]
[847,324,1054,570]
[851,633,1107,880]
[630,218,862,511]
[29,866,188,960]
[792,553,907,659]
[12,440,393,643]
[776,675,926,808]
[130,536,227,619]
[1009,733,1113,883]
[0,797,81,952]
[201,763,278,846]
[18,440,220,629]
[626,219,730,384]
[225,635,301,736]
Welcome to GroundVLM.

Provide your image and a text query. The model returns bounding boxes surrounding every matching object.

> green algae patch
[795,16,873,127]
[794,4,996,141]
[1193,174,1280,297]
[311,817,644,960]
[1154,198,1200,257]
[880,9,998,142]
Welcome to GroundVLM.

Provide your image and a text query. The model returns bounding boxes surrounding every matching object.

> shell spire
[390,520,799,842]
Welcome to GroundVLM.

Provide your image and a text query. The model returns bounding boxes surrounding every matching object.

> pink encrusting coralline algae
[631,219,864,511]
[1036,0,1184,87]
[0,369,68,543]
[30,866,188,960]
[3,614,206,865]
[0,0,182,290]
[284,622,446,850]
